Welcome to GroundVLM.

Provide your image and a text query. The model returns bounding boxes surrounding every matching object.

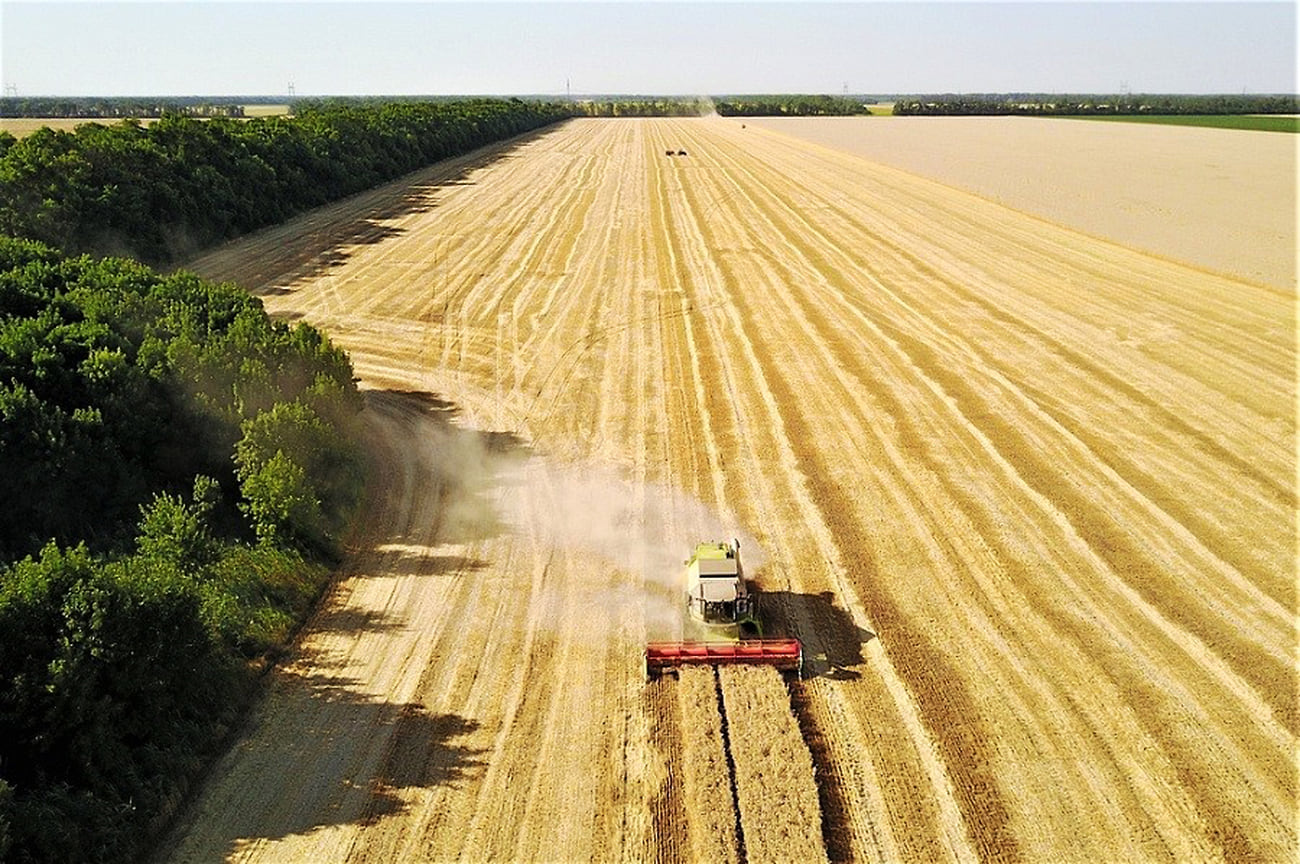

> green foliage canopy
[0,237,361,561]
[713,94,870,116]
[0,237,362,862]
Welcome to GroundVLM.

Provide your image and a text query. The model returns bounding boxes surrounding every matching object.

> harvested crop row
[644,674,689,864]
[677,666,741,864]
[718,665,828,864]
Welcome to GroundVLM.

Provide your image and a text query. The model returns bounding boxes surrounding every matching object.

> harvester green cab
[683,539,761,638]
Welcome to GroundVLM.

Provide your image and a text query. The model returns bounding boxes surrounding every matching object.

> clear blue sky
[2,1,1296,97]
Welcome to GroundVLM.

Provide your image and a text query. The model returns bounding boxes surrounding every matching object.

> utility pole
[566,77,571,102]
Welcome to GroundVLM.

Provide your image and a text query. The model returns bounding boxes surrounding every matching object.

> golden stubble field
[161,117,1296,863]
[749,115,1297,290]
[0,118,131,136]
[0,107,287,138]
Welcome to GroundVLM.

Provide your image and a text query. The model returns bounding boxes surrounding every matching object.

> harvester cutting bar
[645,638,802,676]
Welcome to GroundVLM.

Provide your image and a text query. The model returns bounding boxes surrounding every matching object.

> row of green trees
[575,98,711,116]
[0,97,249,119]
[0,235,366,861]
[893,93,1300,115]
[714,95,870,116]
[569,94,870,117]
[0,98,574,265]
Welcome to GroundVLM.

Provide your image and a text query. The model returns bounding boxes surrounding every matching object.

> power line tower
[287,81,296,98]
[3,84,16,98]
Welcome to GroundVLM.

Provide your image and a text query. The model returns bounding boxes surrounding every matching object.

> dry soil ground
[161,117,1296,863]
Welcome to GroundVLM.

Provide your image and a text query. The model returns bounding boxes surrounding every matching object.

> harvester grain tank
[683,539,759,636]
[645,539,802,676]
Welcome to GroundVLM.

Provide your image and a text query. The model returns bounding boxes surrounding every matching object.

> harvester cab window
[704,600,737,622]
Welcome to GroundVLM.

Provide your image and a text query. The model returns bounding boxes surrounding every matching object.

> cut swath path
[719,664,828,864]
[678,666,742,864]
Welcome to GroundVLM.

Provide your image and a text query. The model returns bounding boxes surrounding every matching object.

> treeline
[0,235,365,861]
[0,97,249,119]
[556,95,872,117]
[0,98,573,266]
[575,98,711,117]
[893,93,1300,116]
[714,95,870,116]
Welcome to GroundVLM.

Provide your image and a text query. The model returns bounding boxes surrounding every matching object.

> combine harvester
[645,539,803,676]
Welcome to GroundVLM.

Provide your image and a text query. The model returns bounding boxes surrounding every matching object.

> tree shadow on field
[743,583,876,862]
[148,386,540,860]
[151,654,487,862]
[755,585,876,680]
[359,706,485,825]
[244,123,569,295]
[355,389,533,562]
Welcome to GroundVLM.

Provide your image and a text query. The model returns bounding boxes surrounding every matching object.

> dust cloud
[424,418,762,638]
[499,456,764,637]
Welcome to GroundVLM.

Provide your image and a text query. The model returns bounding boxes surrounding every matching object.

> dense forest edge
[0,98,575,267]
[0,98,578,863]
[0,235,365,862]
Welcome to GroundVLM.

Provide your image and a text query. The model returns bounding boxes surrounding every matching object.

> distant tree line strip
[0,235,366,861]
[713,95,871,116]
[0,97,251,119]
[0,98,574,265]
[891,93,1299,116]
[570,95,869,116]
[574,98,713,117]
[4,94,873,120]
